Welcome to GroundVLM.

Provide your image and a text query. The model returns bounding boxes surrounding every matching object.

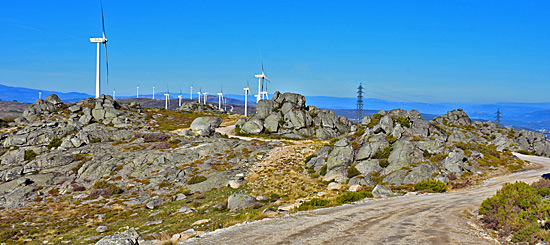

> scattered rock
[372,184,393,197]
[227,193,257,211]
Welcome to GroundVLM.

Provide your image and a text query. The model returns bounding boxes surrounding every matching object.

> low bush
[378,159,389,168]
[187,176,207,185]
[373,146,393,159]
[93,180,124,196]
[347,165,361,178]
[297,198,331,211]
[319,164,327,176]
[24,150,37,162]
[90,137,102,143]
[335,191,374,204]
[479,180,550,239]
[304,154,317,163]
[47,137,62,148]
[413,180,446,193]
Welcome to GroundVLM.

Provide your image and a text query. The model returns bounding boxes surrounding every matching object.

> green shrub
[90,137,101,143]
[319,164,327,176]
[385,135,397,144]
[517,150,540,156]
[335,191,374,204]
[366,114,382,128]
[413,180,446,193]
[47,137,62,148]
[24,150,37,162]
[297,198,331,211]
[93,180,124,195]
[479,181,549,237]
[378,159,389,168]
[347,165,361,178]
[395,117,411,128]
[187,175,207,185]
[372,146,393,159]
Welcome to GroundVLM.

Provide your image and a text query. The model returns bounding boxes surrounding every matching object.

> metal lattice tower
[356,83,364,122]
[496,108,502,126]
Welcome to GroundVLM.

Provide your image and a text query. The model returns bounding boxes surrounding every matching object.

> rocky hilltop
[237,91,353,139]
[0,92,549,244]
[307,108,550,187]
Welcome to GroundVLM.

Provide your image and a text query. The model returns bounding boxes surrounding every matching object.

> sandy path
[184,154,550,244]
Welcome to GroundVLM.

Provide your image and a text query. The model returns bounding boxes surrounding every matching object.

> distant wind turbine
[38,92,42,100]
[203,92,208,105]
[190,85,193,100]
[178,88,183,107]
[254,48,270,102]
[90,2,109,99]
[243,80,250,116]
[113,88,116,99]
[153,85,156,100]
[136,85,139,98]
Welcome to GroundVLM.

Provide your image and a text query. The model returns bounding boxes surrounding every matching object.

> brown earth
[184,153,550,244]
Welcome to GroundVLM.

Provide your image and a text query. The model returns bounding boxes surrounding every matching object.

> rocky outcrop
[190,117,223,136]
[238,91,352,139]
[308,107,550,191]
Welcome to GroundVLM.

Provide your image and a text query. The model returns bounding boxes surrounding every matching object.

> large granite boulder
[323,138,354,182]
[190,117,223,132]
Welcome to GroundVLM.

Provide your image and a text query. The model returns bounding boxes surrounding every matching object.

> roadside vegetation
[480,179,550,243]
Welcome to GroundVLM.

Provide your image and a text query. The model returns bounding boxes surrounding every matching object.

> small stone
[146,199,164,209]
[327,182,342,190]
[256,196,269,202]
[177,206,195,213]
[192,218,210,226]
[142,220,163,226]
[175,193,187,201]
[213,204,225,210]
[96,225,108,233]
[348,184,362,192]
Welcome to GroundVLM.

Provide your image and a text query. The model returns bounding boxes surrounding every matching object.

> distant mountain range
[1,83,549,134]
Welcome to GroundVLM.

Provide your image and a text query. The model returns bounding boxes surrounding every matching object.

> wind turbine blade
[104,42,109,84]
[101,1,106,39]
[259,47,264,73]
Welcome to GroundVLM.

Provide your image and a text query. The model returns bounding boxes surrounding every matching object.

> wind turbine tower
[217,92,223,110]
[243,84,250,117]
[90,3,109,99]
[203,92,208,105]
[113,89,116,100]
[178,89,183,107]
[197,92,202,103]
[164,93,169,109]
[38,92,42,99]
[136,85,139,98]
[190,85,193,99]
[152,85,155,100]
[254,49,270,102]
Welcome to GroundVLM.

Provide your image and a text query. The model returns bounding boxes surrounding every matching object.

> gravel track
[184,154,550,244]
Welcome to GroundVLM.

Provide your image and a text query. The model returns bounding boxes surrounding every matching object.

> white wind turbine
[136,85,139,98]
[254,48,270,102]
[243,81,250,116]
[164,86,170,109]
[152,85,156,100]
[113,88,116,99]
[217,92,223,110]
[203,92,208,105]
[190,85,193,100]
[90,2,109,99]
[38,92,42,99]
[178,88,183,107]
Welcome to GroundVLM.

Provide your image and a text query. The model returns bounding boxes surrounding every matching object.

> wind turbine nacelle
[90,37,107,43]
[254,74,264,78]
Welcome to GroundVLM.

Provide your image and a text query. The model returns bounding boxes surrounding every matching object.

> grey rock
[372,184,393,197]
[146,198,165,209]
[190,117,223,132]
[442,150,467,176]
[96,226,109,233]
[355,159,381,175]
[402,163,439,184]
[69,104,81,113]
[384,140,416,174]
[383,169,408,185]
[323,138,354,182]
[95,227,141,245]
[361,115,371,126]
[264,113,281,133]
[241,118,264,134]
[177,206,195,213]
[227,193,257,211]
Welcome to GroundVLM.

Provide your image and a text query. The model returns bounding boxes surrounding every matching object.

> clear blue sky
[1,1,548,103]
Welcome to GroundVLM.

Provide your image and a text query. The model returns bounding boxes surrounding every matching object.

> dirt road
[184,154,550,244]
